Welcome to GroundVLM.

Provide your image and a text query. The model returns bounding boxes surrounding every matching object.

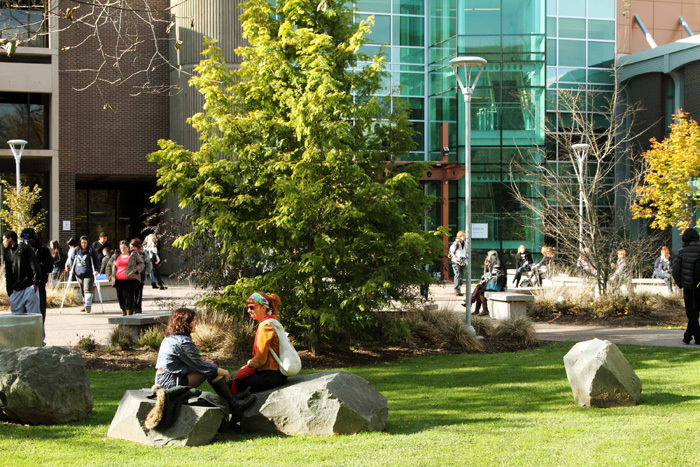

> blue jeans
[452,262,466,292]
[652,271,673,292]
[77,275,95,308]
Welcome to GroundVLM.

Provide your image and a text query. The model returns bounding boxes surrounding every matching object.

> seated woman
[470,250,506,316]
[230,292,288,393]
[155,308,253,416]
[652,246,674,293]
[512,244,533,287]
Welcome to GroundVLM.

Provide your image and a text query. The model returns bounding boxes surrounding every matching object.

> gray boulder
[0,346,93,424]
[241,371,388,435]
[563,338,642,407]
[107,389,227,447]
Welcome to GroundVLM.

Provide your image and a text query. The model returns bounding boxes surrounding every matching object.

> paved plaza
[18,282,689,349]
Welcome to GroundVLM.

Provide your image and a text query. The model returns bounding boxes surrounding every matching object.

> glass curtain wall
[355,0,427,160]
[429,0,545,272]
[545,0,616,252]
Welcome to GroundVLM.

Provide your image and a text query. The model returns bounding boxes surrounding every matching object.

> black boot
[209,377,256,428]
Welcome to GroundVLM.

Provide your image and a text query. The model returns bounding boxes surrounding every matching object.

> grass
[2,343,700,466]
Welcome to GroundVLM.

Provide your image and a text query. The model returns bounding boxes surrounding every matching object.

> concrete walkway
[9,282,689,349]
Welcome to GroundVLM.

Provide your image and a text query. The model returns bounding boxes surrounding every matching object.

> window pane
[588,41,614,68]
[546,17,556,36]
[588,68,614,84]
[588,19,615,40]
[557,67,586,83]
[360,14,390,44]
[546,39,556,65]
[462,0,500,36]
[558,18,586,39]
[394,16,424,46]
[503,0,544,35]
[356,0,391,13]
[587,0,615,19]
[558,40,586,66]
[397,72,424,95]
[0,6,46,47]
[558,0,585,17]
[394,0,423,15]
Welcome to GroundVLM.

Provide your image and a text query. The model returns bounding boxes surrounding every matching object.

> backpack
[265,318,302,377]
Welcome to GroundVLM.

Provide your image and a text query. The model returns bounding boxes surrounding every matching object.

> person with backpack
[228,292,288,394]
[20,228,53,323]
[65,236,100,313]
[449,230,467,296]
[672,228,700,345]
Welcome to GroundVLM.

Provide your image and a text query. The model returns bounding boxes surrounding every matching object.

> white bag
[266,318,302,377]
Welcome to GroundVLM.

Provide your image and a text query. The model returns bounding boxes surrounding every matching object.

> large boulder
[563,338,642,407]
[0,346,93,424]
[107,389,227,447]
[241,371,388,435]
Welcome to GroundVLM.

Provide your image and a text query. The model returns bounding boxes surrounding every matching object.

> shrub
[110,325,138,350]
[46,281,81,308]
[402,307,483,352]
[77,334,98,352]
[493,318,539,347]
[382,317,412,344]
[191,309,231,352]
[220,315,256,358]
[471,316,494,338]
[140,325,166,350]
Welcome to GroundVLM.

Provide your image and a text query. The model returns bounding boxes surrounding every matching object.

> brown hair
[130,238,142,249]
[246,292,282,319]
[165,308,196,337]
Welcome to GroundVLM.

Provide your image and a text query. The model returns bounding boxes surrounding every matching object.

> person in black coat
[672,228,700,345]
[20,228,53,324]
[512,244,534,287]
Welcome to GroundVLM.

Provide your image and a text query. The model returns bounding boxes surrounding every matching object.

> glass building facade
[355,0,616,271]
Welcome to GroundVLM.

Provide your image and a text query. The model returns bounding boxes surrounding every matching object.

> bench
[0,313,43,349]
[107,312,171,341]
[57,279,117,302]
[484,292,535,320]
[631,278,674,295]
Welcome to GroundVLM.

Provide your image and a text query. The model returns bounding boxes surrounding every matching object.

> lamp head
[449,56,488,95]
[449,56,488,69]
[7,139,28,160]
[572,143,590,151]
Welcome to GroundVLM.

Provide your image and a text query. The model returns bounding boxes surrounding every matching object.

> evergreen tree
[149,0,444,352]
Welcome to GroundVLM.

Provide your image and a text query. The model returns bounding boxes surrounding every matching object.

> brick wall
[58,3,169,245]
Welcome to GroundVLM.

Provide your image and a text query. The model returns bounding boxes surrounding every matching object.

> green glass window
[546,90,557,111]
[395,46,424,64]
[360,14,391,44]
[546,39,556,65]
[588,91,612,113]
[558,40,586,67]
[394,16,424,46]
[557,67,586,83]
[358,44,382,61]
[558,0,584,17]
[461,0,500,36]
[502,0,544,35]
[587,0,615,19]
[588,20,615,40]
[588,41,614,68]
[356,0,390,13]
[398,97,425,120]
[395,0,424,15]
[502,35,545,54]
[397,72,425,95]
[588,68,614,84]
[558,18,585,39]
[547,0,556,15]
[546,17,557,36]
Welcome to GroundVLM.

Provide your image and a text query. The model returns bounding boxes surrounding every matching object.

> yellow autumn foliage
[633,111,700,230]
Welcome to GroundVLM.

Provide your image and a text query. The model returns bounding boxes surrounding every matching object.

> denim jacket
[155,335,218,388]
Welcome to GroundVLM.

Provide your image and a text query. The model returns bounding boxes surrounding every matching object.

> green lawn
[2,342,699,466]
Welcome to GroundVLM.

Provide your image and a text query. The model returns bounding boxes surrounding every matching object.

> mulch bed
[80,338,535,372]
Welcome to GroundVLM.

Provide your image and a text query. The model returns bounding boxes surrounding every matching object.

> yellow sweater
[247,320,280,371]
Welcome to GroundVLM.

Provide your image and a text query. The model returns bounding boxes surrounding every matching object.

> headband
[249,293,269,308]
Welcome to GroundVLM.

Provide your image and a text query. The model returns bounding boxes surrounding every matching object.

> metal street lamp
[572,143,590,253]
[449,56,487,333]
[7,139,28,195]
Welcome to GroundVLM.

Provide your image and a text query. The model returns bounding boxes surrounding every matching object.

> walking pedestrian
[672,229,700,345]
[449,231,467,296]
[20,228,53,324]
[65,236,100,313]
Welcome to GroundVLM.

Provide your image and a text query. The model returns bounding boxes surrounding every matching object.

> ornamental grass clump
[471,316,494,338]
[191,309,231,352]
[140,325,166,351]
[77,334,98,352]
[220,315,256,358]
[109,325,138,351]
[403,307,483,352]
[492,318,539,347]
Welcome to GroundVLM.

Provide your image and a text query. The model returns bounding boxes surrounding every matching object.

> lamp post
[572,143,590,253]
[7,139,28,195]
[449,56,487,333]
